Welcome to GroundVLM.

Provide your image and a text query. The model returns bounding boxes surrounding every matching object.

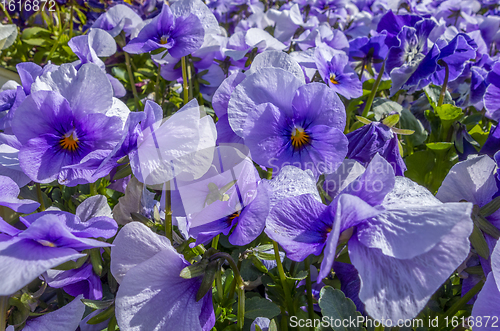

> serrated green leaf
[244,297,281,320]
[319,286,364,331]
[400,108,428,145]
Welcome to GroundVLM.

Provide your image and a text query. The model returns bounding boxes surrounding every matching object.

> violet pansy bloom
[484,62,500,122]
[92,4,143,37]
[20,294,86,331]
[0,175,39,217]
[228,53,347,177]
[111,221,215,331]
[267,154,474,321]
[471,241,500,329]
[129,99,216,186]
[314,46,363,99]
[123,2,204,58]
[44,195,116,300]
[346,121,406,176]
[0,208,116,296]
[176,146,268,246]
[12,63,127,186]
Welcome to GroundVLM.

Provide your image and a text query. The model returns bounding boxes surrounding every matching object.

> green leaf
[435,104,463,122]
[288,270,308,281]
[180,260,208,279]
[470,224,490,260]
[22,38,49,46]
[355,116,372,125]
[21,27,51,39]
[87,305,115,325]
[81,299,114,310]
[404,151,435,186]
[196,260,219,301]
[371,98,403,121]
[319,286,364,331]
[244,297,281,320]
[399,108,428,146]
[426,142,453,151]
[381,114,399,127]
[424,85,453,109]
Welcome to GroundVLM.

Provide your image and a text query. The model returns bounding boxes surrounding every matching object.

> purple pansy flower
[44,195,116,300]
[123,2,205,58]
[346,121,407,176]
[176,145,267,246]
[436,155,500,279]
[111,221,215,331]
[266,154,474,321]
[17,295,86,331]
[11,63,127,186]
[314,46,363,99]
[0,175,39,216]
[129,99,216,186]
[227,53,347,177]
[484,62,500,122]
[0,208,115,296]
[92,4,143,37]
[471,241,500,329]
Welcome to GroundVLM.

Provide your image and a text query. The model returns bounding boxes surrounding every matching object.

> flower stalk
[210,252,245,330]
[124,51,142,111]
[0,296,8,331]
[437,60,450,107]
[36,183,45,212]
[181,56,189,104]
[304,256,315,329]
[362,60,386,118]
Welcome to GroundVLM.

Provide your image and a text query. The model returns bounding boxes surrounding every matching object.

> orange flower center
[160,35,169,44]
[291,127,310,149]
[59,129,79,152]
[329,73,339,85]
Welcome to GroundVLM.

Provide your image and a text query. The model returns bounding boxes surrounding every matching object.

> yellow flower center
[59,129,79,152]
[160,35,169,45]
[291,127,310,149]
[329,73,339,85]
[37,240,56,247]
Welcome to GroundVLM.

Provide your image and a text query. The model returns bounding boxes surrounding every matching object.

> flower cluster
[0,0,499,330]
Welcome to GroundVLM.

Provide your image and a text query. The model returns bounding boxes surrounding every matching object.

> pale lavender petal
[23,295,85,331]
[110,222,172,283]
[436,155,497,206]
[349,216,473,321]
[0,175,39,213]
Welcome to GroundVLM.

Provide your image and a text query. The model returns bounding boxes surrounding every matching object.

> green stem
[374,325,385,331]
[68,1,74,39]
[164,181,172,242]
[1,4,13,24]
[212,234,219,250]
[181,57,189,104]
[362,60,386,118]
[89,183,97,196]
[215,267,224,302]
[155,64,162,105]
[266,168,273,180]
[124,52,142,111]
[0,296,8,331]
[188,62,193,101]
[437,60,450,107]
[210,252,245,330]
[444,277,485,318]
[273,241,292,328]
[36,183,45,212]
[304,257,315,329]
